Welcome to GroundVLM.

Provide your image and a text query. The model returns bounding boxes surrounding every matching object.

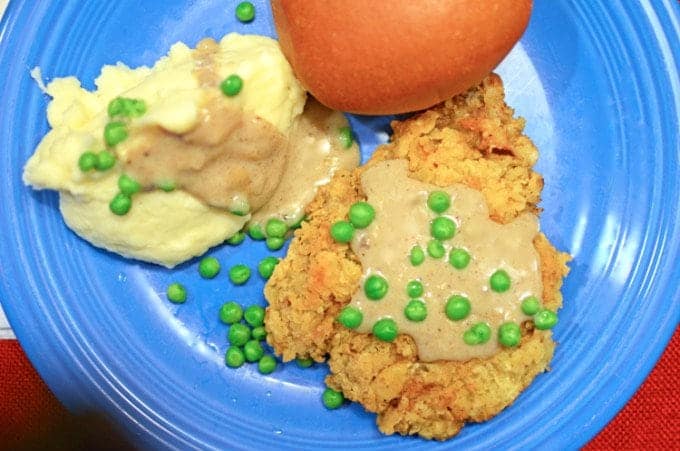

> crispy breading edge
[264,74,571,440]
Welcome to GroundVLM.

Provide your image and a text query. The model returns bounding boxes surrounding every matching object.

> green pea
[322,388,345,409]
[449,248,471,270]
[220,74,243,97]
[243,340,264,362]
[534,309,558,330]
[228,323,251,347]
[521,296,541,315]
[266,236,285,251]
[295,357,314,368]
[427,191,451,213]
[219,301,243,325]
[258,354,277,374]
[107,97,127,117]
[265,218,288,238]
[372,318,398,342]
[225,346,245,368]
[348,202,375,229]
[109,193,132,216]
[244,305,265,327]
[406,280,424,298]
[95,150,117,171]
[157,180,176,192]
[247,223,265,240]
[198,256,221,279]
[235,1,255,23]
[229,264,251,285]
[258,256,280,279]
[498,322,521,347]
[338,126,354,149]
[364,275,388,300]
[108,97,146,118]
[430,217,456,241]
[330,220,354,243]
[410,246,425,266]
[463,322,491,345]
[490,269,511,293]
[445,295,471,321]
[252,326,267,341]
[118,174,141,196]
[427,240,445,259]
[104,121,128,147]
[337,306,363,329]
[78,151,98,172]
[226,231,246,246]
[404,300,427,322]
[166,283,187,304]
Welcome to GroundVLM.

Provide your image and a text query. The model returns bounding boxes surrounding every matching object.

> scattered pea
[104,121,128,146]
[498,322,521,347]
[427,239,445,259]
[228,323,251,347]
[109,193,132,216]
[220,74,243,97]
[348,202,375,229]
[118,174,141,196]
[157,180,176,192]
[244,305,265,327]
[78,151,98,172]
[265,218,288,238]
[219,301,243,324]
[248,224,265,240]
[410,246,425,266]
[404,300,427,322]
[198,256,221,279]
[521,296,541,316]
[490,269,511,293]
[243,340,264,362]
[235,1,255,23]
[322,388,345,409]
[108,97,146,118]
[266,236,285,251]
[295,357,314,368]
[364,275,388,300]
[225,346,245,368]
[226,231,246,246]
[252,326,267,341]
[406,280,424,298]
[463,322,491,345]
[258,354,277,374]
[330,220,354,243]
[337,306,363,329]
[445,295,471,321]
[95,150,116,171]
[229,264,251,285]
[338,126,354,149]
[166,283,187,304]
[449,248,471,270]
[258,256,279,279]
[430,217,456,241]
[372,318,398,342]
[534,309,558,330]
[427,191,451,213]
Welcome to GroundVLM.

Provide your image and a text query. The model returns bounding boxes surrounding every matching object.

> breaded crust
[264,74,570,440]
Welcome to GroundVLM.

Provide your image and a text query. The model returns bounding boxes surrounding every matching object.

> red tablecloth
[1,329,678,449]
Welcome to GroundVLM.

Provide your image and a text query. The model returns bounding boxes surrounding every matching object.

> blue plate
[1,1,679,449]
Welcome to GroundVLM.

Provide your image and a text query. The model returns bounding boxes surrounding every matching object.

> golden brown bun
[272,0,532,115]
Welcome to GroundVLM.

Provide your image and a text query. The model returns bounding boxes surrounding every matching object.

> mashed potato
[23,34,306,267]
